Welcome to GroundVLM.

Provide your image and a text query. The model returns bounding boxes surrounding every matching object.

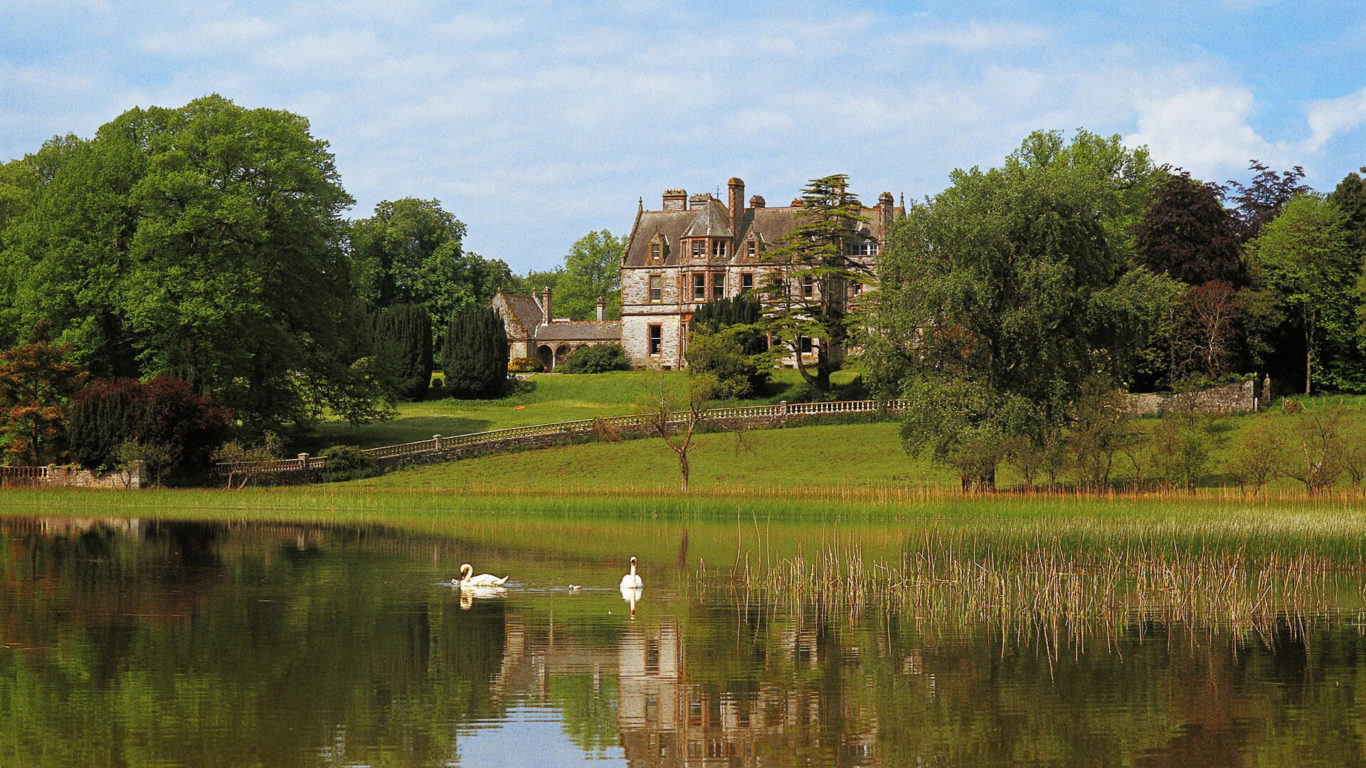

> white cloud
[1126,85,1275,174]
[1304,86,1366,153]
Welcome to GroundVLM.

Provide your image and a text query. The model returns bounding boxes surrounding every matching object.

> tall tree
[0,95,387,434]
[1133,169,1243,285]
[350,198,514,332]
[1246,194,1358,394]
[1226,160,1310,243]
[441,306,508,399]
[865,130,1176,489]
[555,230,624,320]
[1328,167,1366,252]
[373,303,433,401]
[759,174,870,394]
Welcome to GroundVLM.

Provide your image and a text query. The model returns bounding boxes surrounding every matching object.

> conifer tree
[757,175,869,395]
[441,306,508,398]
[374,303,432,401]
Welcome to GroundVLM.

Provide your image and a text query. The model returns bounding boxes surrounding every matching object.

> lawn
[339,393,1366,496]
[301,368,860,451]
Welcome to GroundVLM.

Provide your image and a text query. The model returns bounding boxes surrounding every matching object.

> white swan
[619,556,643,590]
[454,563,509,588]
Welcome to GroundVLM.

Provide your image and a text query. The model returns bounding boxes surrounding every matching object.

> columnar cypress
[442,306,508,398]
[374,303,432,400]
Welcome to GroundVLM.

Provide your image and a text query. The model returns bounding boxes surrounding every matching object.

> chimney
[749,195,766,209]
[878,191,895,236]
[662,189,687,211]
[541,286,552,326]
[595,296,605,321]
[727,177,744,238]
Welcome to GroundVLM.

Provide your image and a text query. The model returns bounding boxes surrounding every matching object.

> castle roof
[623,184,900,268]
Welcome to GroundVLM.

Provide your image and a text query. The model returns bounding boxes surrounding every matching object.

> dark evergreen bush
[68,377,232,478]
[442,306,509,398]
[374,303,432,401]
[559,344,628,373]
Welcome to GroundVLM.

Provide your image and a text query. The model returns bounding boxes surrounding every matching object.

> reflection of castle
[494,610,877,767]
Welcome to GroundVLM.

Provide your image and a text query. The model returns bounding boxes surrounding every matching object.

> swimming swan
[455,563,509,588]
[619,556,643,590]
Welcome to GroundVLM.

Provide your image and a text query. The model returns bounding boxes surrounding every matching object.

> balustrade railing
[214,399,905,476]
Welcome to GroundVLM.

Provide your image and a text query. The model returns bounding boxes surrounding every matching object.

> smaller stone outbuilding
[492,287,621,371]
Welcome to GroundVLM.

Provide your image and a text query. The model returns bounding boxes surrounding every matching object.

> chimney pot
[595,296,605,321]
[727,177,745,239]
[541,286,552,326]
[662,189,687,211]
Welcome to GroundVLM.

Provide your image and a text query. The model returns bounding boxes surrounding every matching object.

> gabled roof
[535,321,622,342]
[494,292,544,331]
[622,185,901,268]
[680,198,733,238]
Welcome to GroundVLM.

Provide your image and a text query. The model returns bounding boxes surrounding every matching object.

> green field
[294,371,1366,496]
[302,369,858,451]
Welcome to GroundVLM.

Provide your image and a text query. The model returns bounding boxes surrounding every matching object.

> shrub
[1282,408,1348,495]
[1146,411,1216,492]
[1226,421,1287,495]
[68,376,231,480]
[508,357,544,373]
[318,444,380,482]
[559,344,629,374]
[442,306,509,398]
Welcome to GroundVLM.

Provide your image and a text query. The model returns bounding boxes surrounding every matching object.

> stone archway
[554,345,571,368]
[536,344,553,371]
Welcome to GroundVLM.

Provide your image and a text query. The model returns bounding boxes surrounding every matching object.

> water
[2,516,1365,767]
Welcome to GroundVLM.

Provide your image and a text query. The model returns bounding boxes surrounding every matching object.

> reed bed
[703,534,1360,654]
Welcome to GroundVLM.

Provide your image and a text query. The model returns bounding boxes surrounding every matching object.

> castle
[493,177,902,370]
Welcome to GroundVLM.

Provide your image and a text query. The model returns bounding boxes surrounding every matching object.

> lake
[2,514,1365,767]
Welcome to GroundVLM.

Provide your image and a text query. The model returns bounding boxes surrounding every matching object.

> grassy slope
[354,420,956,493]
[303,369,856,451]
[342,400,1366,496]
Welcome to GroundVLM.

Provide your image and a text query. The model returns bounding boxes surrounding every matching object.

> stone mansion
[493,176,903,370]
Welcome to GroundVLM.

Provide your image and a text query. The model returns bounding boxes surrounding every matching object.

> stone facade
[492,287,621,370]
[494,176,901,370]
[619,177,901,369]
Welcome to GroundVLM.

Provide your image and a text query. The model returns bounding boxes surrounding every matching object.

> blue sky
[3,1,1365,273]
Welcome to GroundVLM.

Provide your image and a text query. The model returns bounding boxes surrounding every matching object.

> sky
[3,0,1365,273]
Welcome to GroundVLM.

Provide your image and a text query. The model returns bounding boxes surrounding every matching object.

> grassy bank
[303,369,859,451]
[3,485,1365,560]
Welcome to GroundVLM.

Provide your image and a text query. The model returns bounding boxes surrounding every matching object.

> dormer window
[650,242,661,261]
[746,239,757,258]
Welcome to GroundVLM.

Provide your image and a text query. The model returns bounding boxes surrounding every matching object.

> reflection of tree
[5,520,1366,767]
[0,519,513,768]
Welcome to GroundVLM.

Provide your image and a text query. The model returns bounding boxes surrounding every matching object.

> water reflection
[2,517,1365,767]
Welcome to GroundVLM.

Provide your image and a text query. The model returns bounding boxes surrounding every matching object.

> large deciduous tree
[1133,169,1243,285]
[865,130,1177,489]
[350,198,514,333]
[0,95,388,434]
[759,174,870,395]
[1246,194,1358,394]
[1227,161,1310,243]
[555,230,624,320]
